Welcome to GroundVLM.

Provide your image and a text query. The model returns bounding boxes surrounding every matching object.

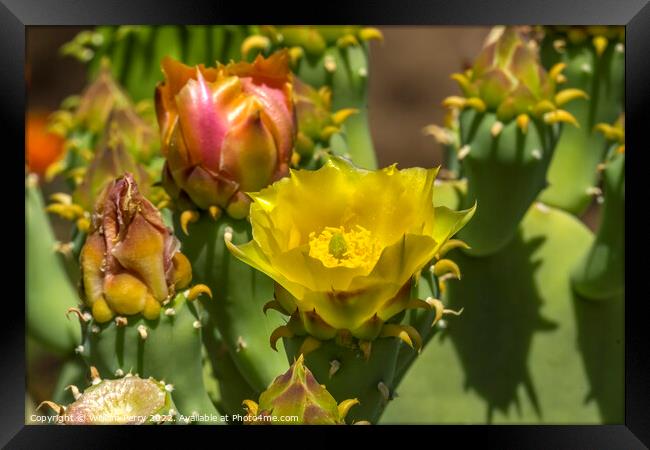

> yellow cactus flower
[226,157,475,350]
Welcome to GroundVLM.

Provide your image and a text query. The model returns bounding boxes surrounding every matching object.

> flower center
[308,225,381,269]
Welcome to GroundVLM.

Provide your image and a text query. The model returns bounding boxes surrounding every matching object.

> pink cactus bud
[155,51,296,218]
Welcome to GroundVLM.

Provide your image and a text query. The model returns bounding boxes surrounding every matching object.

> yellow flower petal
[226,156,476,337]
[224,238,307,300]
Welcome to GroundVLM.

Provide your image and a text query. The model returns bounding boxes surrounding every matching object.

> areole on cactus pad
[292,76,357,167]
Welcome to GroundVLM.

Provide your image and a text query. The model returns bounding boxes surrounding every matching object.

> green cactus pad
[26,176,81,355]
[177,214,288,393]
[78,292,220,423]
[572,147,624,300]
[381,204,623,423]
[538,29,624,215]
[201,323,258,420]
[456,109,560,256]
[295,44,377,169]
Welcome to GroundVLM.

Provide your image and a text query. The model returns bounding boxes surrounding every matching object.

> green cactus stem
[538,26,624,215]
[176,214,289,393]
[201,321,258,420]
[456,109,560,256]
[26,175,81,355]
[291,77,357,169]
[393,261,442,386]
[77,291,220,423]
[440,26,585,256]
[283,336,400,424]
[571,117,624,300]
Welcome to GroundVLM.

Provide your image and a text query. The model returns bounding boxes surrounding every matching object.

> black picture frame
[7,0,648,447]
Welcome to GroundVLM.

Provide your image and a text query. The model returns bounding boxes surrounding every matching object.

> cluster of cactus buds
[156,51,297,220]
[45,64,164,233]
[242,355,363,424]
[242,26,383,64]
[79,173,193,323]
[443,26,585,134]
[292,77,357,166]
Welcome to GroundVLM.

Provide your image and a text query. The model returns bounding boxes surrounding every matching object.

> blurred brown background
[27,26,490,169]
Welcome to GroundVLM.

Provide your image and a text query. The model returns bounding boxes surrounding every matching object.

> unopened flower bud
[79,173,192,322]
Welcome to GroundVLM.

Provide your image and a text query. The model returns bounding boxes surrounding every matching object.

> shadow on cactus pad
[444,232,558,422]
[381,204,623,423]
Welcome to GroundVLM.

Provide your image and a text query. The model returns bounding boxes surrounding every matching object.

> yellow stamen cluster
[308,225,381,270]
